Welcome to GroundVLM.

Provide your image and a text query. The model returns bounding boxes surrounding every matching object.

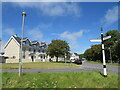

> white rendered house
[4,34,48,63]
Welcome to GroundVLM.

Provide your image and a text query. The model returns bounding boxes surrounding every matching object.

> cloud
[101,6,118,27]
[3,0,67,2]
[3,28,15,36]
[2,0,119,2]
[60,30,85,41]
[28,26,43,40]
[12,2,81,17]
[38,23,52,29]
[53,30,87,53]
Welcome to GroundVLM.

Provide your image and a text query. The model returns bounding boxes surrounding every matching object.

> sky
[2,2,118,54]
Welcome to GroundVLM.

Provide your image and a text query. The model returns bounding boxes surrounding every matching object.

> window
[23,55,25,59]
[26,40,30,45]
[23,41,26,45]
[42,50,44,53]
[38,50,41,53]
[29,48,31,51]
[23,48,26,52]
[13,56,16,59]
[44,55,45,59]
[34,49,36,53]
[34,45,36,47]
[41,56,42,59]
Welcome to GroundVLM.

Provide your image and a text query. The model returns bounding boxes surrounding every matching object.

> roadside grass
[0,64,2,89]
[2,62,79,69]
[2,71,119,88]
[85,61,120,66]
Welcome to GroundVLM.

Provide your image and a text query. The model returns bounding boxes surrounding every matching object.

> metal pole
[101,28,107,77]
[109,47,112,63]
[19,12,26,77]
[0,38,1,54]
[65,53,66,63]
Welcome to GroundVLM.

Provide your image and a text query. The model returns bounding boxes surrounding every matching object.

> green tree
[104,30,120,47]
[91,44,102,62]
[104,30,120,62]
[47,39,70,62]
[114,39,120,62]
[84,44,102,62]
[79,54,84,59]
[84,48,93,61]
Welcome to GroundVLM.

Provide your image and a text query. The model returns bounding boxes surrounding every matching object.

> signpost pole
[101,28,107,77]
[90,28,111,77]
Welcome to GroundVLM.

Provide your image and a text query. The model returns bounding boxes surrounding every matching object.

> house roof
[13,35,29,44]
[13,36,21,44]
[4,34,48,49]
[4,35,20,49]
[31,41,39,44]
[71,53,79,56]
[74,53,79,56]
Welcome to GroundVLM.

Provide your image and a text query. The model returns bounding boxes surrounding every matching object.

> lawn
[2,62,79,69]
[85,61,120,66]
[2,71,119,88]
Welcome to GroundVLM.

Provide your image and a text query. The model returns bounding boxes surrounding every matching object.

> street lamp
[19,12,26,77]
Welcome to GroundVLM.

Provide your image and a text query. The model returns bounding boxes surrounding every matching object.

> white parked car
[70,59,76,62]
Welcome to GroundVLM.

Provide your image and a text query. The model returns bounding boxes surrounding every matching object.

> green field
[2,71,119,88]
[2,62,79,69]
[85,61,120,66]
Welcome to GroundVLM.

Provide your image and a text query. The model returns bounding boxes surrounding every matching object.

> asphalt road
[1,62,120,74]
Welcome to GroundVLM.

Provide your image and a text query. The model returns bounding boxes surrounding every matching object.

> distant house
[4,34,48,63]
[70,53,79,60]
[0,38,6,63]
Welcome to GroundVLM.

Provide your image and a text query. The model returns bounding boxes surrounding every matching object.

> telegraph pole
[19,12,26,77]
[101,28,107,77]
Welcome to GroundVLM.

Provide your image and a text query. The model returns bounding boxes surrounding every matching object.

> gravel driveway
[1,62,120,74]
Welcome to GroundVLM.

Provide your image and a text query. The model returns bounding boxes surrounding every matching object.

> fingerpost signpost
[90,28,111,77]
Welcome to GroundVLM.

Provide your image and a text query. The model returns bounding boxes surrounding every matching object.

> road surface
[1,62,120,74]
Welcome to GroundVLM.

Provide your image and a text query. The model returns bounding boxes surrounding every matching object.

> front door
[31,56,34,62]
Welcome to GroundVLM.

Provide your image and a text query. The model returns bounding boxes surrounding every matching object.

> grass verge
[2,71,119,88]
[85,61,120,66]
[2,62,79,69]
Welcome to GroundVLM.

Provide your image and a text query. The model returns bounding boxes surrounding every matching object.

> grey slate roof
[13,35,21,44]
[13,35,29,44]
[74,53,79,56]
[12,34,47,48]
[31,41,39,44]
